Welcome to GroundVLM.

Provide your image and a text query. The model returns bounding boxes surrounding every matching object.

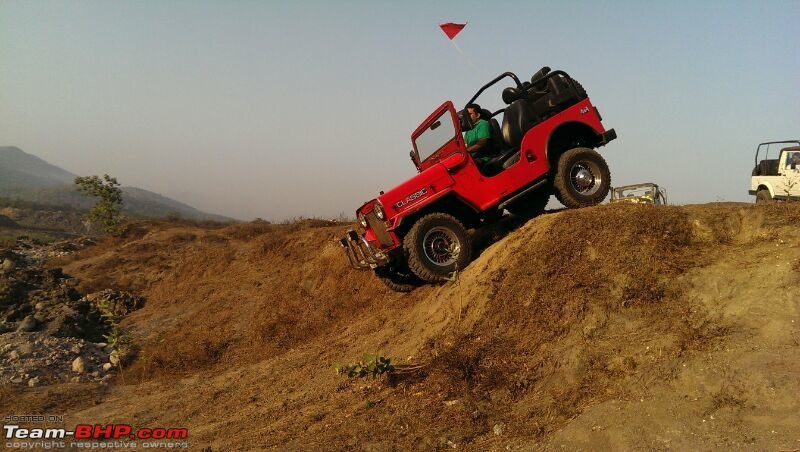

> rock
[493,423,505,436]
[17,343,32,356]
[10,377,23,384]
[102,363,113,371]
[70,376,81,383]
[28,377,40,387]
[72,357,86,374]
[1,258,14,273]
[34,302,46,311]
[8,350,20,360]
[16,316,38,332]
[89,371,99,378]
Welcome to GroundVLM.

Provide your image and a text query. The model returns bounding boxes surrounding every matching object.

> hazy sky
[1,1,798,220]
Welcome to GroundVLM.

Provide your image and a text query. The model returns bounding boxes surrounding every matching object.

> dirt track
[2,203,799,450]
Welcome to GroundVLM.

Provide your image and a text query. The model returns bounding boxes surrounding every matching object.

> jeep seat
[502,100,535,149]
[483,111,506,156]
[752,159,779,176]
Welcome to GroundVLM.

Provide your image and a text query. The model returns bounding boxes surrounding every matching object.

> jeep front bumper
[339,229,390,270]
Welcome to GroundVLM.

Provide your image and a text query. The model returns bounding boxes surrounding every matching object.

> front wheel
[755,189,772,204]
[403,213,472,283]
[374,266,420,293]
[553,147,611,208]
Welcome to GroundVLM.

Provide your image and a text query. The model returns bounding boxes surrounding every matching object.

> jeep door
[779,150,800,198]
[412,101,465,172]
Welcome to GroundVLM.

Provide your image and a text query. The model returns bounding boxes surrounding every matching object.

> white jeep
[750,140,800,203]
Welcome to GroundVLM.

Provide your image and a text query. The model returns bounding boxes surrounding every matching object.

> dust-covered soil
[2,203,799,450]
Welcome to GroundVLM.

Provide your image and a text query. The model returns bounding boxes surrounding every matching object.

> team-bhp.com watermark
[4,417,188,449]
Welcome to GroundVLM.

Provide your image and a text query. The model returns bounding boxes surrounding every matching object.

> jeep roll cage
[754,140,800,166]
[459,69,583,125]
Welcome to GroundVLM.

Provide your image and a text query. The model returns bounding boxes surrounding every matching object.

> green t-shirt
[464,119,490,147]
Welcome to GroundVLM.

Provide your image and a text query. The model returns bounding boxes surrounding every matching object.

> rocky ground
[0,239,143,388]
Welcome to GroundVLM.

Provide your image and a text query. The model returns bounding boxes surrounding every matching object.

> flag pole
[449,39,477,71]
[440,23,477,72]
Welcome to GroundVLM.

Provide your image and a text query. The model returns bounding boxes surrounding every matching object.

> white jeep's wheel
[553,147,611,208]
[755,189,772,204]
[403,213,471,283]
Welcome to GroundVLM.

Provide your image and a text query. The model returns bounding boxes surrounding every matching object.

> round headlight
[358,213,368,228]
[374,202,385,220]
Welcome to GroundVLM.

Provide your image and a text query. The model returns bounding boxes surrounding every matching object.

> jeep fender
[545,120,608,165]
[755,183,776,198]
[390,191,480,233]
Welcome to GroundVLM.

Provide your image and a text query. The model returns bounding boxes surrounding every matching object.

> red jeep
[341,67,616,291]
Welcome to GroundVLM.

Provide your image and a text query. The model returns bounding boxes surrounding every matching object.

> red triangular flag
[439,22,466,40]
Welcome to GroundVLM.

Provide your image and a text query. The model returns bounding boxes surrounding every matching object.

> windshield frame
[411,101,465,170]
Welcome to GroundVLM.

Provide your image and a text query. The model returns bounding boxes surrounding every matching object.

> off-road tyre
[374,266,420,293]
[506,190,550,219]
[403,213,472,283]
[553,147,611,208]
[755,189,772,204]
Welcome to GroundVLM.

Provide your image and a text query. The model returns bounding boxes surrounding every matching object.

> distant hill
[0,146,232,222]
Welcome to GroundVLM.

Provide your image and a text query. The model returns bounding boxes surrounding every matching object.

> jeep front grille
[366,211,393,247]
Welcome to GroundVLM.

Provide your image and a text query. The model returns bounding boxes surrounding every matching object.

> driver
[463,103,491,163]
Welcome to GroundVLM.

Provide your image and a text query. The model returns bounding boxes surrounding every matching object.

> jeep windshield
[613,185,656,199]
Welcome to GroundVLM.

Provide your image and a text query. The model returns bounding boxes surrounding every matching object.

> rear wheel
[756,189,772,204]
[553,147,611,208]
[403,213,471,283]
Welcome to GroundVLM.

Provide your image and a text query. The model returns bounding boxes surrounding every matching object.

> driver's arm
[467,138,488,154]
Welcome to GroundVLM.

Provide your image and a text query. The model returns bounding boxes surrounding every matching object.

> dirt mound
[0,213,19,228]
[3,203,799,450]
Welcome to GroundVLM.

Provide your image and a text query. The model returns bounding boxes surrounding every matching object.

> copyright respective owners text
[4,414,189,449]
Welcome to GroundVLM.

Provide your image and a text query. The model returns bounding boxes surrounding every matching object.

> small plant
[74,174,124,235]
[93,292,137,379]
[335,353,395,379]
[104,328,132,352]
[781,172,800,199]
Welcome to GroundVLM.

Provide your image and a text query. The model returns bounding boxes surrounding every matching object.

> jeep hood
[359,161,455,218]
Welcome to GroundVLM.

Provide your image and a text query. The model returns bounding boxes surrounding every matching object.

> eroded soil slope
[2,203,799,450]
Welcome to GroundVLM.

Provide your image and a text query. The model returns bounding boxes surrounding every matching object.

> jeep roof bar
[466,72,523,108]
[465,69,581,111]
[755,140,800,165]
